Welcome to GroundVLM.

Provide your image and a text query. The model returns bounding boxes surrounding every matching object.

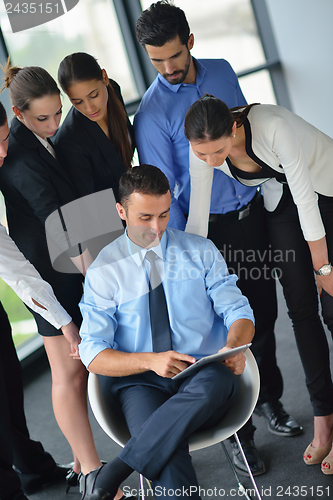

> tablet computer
[172,343,252,380]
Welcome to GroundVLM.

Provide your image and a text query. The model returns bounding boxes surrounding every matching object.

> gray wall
[266,0,333,136]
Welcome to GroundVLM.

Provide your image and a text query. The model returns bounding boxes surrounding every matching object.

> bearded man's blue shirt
[134,58,257,229]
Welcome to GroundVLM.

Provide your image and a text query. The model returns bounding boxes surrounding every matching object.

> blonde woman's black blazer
[0,117,81,287]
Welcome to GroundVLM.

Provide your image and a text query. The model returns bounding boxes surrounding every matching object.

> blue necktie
[145,251,172,353]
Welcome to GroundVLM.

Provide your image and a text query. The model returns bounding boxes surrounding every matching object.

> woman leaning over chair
[0,63,113,492]
[184,96,333,474]
[55,52,134,201]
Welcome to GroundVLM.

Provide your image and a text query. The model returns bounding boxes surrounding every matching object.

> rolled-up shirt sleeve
[79,267,118,368]
[203,238,255,328]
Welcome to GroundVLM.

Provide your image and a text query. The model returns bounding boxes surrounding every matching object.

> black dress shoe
[20,463,73,495]
[79,466,113,500]
[7,489,29,500]
[231,439,266,476]
[254,400,303,437]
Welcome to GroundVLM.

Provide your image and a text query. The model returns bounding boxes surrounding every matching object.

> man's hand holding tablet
[172,343,252,380]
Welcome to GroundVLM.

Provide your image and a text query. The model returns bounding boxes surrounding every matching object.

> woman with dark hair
[55,52,134,201]
[0,62,112,493]
[184,95,333,474]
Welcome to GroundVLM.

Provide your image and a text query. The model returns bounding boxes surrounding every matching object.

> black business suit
[55,79,134,199]
[0,117,83,336]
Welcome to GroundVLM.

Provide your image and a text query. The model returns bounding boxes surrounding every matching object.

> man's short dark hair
[0,102,7,127]
[136,0,190,48]
[119,165,170,209]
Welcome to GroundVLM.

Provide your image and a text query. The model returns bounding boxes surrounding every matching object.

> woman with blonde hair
[0,63,125,495]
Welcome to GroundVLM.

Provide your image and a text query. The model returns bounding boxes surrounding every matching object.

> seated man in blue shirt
[78,165,255,500]
[134,0,302,476]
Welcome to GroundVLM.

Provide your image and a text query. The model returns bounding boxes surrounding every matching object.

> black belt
[208,190,261,223]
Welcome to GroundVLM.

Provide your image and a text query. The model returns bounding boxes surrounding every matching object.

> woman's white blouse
[186,104,333,242]
[0,224,71,329]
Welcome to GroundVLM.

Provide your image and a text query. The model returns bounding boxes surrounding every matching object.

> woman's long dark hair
[184,94,257,141]
[58,52,133,170]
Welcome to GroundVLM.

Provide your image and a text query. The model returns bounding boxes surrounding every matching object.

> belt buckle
[238,205,250,220]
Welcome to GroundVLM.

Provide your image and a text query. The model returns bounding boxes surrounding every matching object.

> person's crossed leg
[80,363,239,500]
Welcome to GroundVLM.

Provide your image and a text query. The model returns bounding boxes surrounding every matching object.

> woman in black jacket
[0,63,108,490]
[55,52,134,201]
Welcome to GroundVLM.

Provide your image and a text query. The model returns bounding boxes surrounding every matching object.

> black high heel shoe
[66,467,79,493]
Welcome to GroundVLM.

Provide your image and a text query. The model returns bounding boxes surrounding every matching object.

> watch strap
[314,263,332,276]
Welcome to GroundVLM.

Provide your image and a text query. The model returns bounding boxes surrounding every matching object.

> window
[0,275,38,347]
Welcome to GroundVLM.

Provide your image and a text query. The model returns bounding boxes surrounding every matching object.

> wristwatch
[314,263,332,276]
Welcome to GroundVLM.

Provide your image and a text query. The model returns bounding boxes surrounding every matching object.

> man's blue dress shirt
[78,229,254,368]
[134,58,257,230]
